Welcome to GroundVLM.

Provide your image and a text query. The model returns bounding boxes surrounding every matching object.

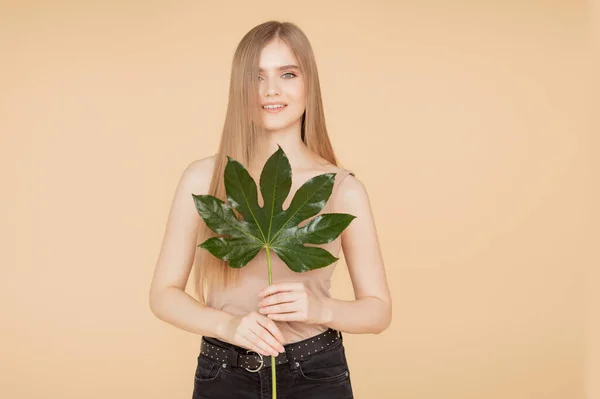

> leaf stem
[265,246,277,398]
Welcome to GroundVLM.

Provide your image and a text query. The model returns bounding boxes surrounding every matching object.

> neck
[248,121,316,176]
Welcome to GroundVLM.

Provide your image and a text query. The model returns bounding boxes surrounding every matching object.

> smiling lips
[262,103,287,113]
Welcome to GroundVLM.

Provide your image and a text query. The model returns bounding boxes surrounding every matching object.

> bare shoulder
[306,157,365,212]
[310,156,348,179]
[331,169,368,212]
[307,155,363,198]
[316,160,362,194]
[148,153,218,299]
[180,154,218,196]
[337,169,363,193]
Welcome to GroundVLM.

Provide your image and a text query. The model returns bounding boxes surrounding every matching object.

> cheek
[288,81,305,102]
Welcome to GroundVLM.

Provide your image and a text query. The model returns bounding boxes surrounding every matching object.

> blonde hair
[193,20,345,305]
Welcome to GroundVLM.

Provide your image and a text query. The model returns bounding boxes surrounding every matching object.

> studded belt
[200,327,343,373]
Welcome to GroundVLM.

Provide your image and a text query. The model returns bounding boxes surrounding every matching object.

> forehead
[259,39,299,70]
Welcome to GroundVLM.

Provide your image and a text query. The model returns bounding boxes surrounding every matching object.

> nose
[264,76,280,97]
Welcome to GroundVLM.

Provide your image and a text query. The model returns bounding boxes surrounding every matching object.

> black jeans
[192,329,354,399]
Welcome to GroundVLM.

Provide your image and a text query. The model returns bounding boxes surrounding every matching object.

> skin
[248,38,318,176]
[254,39,391,334]
[148,38,392,358]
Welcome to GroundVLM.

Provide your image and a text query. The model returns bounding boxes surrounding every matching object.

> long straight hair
[193,21,345,305]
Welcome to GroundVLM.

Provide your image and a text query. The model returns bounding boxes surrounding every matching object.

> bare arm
[322,174,392,334]
[150,286,236,340]
[148,155,235,340]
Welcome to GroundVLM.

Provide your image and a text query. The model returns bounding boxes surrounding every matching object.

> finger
[256,325,286,354]
[260,302,296,315]
[238,335,268,357]
[267,312,300,321]
[256,316,286,348]
[250,318,283,354]
[260,292,296,307]
[246,330,275,357]
[249,327,281,357]
[259,282,303,298]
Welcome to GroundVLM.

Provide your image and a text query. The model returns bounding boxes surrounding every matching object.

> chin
[263,124,289,132]
[262,118,301,132]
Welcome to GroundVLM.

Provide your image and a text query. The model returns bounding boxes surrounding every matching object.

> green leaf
[193,145,357,272]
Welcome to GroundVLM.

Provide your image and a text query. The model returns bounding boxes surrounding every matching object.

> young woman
[149,20,392,399]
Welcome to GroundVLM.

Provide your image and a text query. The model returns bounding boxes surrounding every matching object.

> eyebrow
[258,64,300,73]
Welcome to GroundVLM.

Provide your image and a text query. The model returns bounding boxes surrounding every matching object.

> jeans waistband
[200,327,343,373]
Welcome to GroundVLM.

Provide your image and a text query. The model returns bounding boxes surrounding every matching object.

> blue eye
[258,73,296,80]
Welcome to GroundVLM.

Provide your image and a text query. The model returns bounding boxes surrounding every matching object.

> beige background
[1,1,596,398]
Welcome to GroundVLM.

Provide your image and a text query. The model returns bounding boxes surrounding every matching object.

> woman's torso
[206,163,354,345]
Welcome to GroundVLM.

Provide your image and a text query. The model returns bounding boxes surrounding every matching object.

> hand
[219,310,286,357]
[258,282,331,325]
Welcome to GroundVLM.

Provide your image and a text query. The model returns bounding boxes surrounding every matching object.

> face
[257,39,306,132]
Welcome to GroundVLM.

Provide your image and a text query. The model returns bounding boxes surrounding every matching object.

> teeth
[263,104,285,109]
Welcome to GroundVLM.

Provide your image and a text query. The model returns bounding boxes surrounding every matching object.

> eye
[258,73,297,81]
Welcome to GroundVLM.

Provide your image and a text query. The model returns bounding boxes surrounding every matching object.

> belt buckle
[243,349,264,372]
